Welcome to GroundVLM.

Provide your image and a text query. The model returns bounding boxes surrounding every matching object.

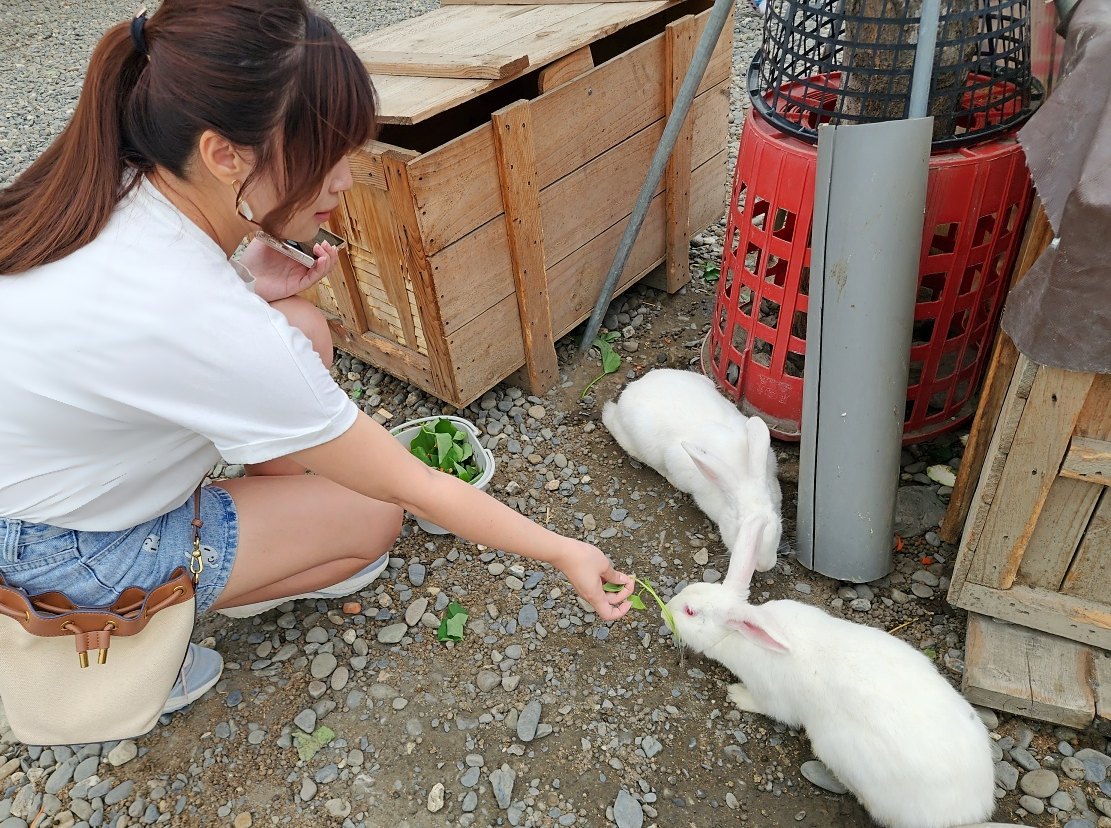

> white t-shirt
[0,178,358,531]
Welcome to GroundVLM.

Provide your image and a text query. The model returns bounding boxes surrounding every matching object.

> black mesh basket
[749,0,1042,148]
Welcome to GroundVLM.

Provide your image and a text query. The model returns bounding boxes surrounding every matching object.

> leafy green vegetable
[437,601,470,642]
[409,419,482,483]
[293,725,336,762]
[602,577,676,636]
[700,261,721,283]
[581,332,622,399]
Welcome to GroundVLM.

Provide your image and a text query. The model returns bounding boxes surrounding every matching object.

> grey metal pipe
[579,0,735,353]
[908,0,942,119]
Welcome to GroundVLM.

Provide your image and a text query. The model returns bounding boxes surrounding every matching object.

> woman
[0,0,634,718]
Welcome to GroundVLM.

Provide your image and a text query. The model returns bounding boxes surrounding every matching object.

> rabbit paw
[727,682,763,714]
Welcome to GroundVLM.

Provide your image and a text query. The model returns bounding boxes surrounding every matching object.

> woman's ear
[195,129,252,186]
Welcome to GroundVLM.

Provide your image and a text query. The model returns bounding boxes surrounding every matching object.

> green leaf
[434,419,456,435]
[411,445,433,467]
[629,594,647,611]
[601,344,622,373]
[437,602,470,642]
[602,331,620,343]
[352,387,364,400]
[455,464,473,483]
[701,265,721,283]
[411,429,435,453]
[460,442,474,461]
[923,647,938,661]
[602,582,624,593]
[434,432,454,462]
[293,725,336,762]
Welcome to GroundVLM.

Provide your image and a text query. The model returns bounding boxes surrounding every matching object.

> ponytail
[0,0,377,276]
[0,23,144,274]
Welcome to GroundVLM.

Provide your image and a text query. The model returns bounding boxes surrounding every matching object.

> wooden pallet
[963,613,1111,729]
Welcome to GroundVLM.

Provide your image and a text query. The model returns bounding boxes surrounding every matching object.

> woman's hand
[551,540,635,621]
[239,236,341,303]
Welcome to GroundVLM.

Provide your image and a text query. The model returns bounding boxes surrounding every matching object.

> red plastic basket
[704,108,1033,443]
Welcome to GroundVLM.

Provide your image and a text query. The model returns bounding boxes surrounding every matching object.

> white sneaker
[162,644,223,714]
[216,555,389,619]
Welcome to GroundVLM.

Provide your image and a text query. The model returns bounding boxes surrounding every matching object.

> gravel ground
[3,3,1111,828]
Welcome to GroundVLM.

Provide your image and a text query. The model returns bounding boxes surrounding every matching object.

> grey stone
[1062,820,1096,828]
[324,799,350,819]
[477,671,501,692]
[613,790,643,828]
[377,624,408,644]
[106,741,137,768]
[427,783,446,813]
[1011,747,1040,771]
[294,709,317,734]
[1051,791,1076,811]
[408,563,426,587]
[314,764,339,785]
[309,652,337,680]
[910,569,940,587]
[299,778,317,802]
[801,760,849,795]
[641,736,663,759]
[73,757,100,785]
[517,604,538,628]
[490,764,516,810]
[1019,769,1059,798]
[894,486,946,536]
[517,700,542,741]
[994,761,1020,791]
[1063,756,1089,780]
[504,644,523,660]
[405,598,428,627]
[461,767,480,788]
[911,582,935,599]
[461,791,478,813]
[45,760,76,795]
[104,781,135,806]
[1019,795,1045,815]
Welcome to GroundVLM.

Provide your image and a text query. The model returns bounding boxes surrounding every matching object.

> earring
[232,180,254,222]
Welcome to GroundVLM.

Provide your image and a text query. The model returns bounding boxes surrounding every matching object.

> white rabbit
[601,368,782,571]
[665,515,996,828]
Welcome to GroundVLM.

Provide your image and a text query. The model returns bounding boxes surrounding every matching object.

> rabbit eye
[683,606,696,617]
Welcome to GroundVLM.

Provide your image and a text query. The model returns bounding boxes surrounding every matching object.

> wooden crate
[304,0,732,406]
[946,353,1111,726]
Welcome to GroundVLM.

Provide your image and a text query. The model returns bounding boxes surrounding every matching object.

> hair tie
[130,7,150,58]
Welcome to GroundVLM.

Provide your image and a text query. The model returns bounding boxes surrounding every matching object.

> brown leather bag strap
[188,487,204,584]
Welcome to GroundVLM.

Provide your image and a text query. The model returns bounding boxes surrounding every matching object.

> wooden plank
[940,201,1053,544]
[1060,436,1111,487]
[1075,373,1111,439]
[1018,477,1104,590]
[538,46,594,92]
[963,613,1096,728]
[321,194,373,338]
[491,101,560,396]
[359,51,530,80]
[380,151,460,403]
[1096,650,1111,724]
[407,6,730,254]
[947,355,1040,603]
[443,0,662,4]
[430,83,727,335]
[326,320,435,392]
[355,1,681,125]
[956,581,1111,650]
[966,364,1095,590]
[1061,491,1111,603]
[663,14,696,294]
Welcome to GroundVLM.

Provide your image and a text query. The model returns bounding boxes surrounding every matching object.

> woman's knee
[271,296,333,368]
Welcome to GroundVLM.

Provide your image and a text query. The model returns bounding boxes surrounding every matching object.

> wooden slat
[380,151,459,403]
[1060,437,1111,487]
[963,613,1096,728]
[430,82,727,335]
[322,196,373,337]
[407,6,730,254]
[491,100,560,395]
[1017,477,1103,590]
[941,201,1053,544]
[956,581,1111,650]
[360,51,530,80]
[354,1,681,125]
[1096,651,1111,724]
[443,0,662,4]
[325,319,435,389]
[662,14,696,294]
[965,364,1095,590]
[538,46,594,92]
[947,355,1040,602]
[1061,491,1111,603]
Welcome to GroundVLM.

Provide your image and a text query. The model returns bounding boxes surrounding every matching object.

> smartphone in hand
[254,227,347,267]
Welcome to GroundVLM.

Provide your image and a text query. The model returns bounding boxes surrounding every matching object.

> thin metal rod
[908,0,942,119]
[579,0,735,353]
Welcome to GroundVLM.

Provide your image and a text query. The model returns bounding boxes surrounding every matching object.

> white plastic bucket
[390,416,496,534]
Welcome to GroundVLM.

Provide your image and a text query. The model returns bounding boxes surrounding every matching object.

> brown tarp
[1001,0,1111,374]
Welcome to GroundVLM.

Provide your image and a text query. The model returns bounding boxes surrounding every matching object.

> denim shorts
[0,485,238,616]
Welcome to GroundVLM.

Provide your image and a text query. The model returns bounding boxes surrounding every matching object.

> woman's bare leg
[246,296,334,478]
[210,474,402,610]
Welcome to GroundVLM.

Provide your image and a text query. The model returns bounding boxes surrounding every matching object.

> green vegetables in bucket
[409,419,481,483]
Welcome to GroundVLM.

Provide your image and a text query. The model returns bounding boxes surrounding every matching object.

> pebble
[613,790,644,828]
[794,583,811,595]
[324,799,351,818]
[490,764,516,809]
[377,623,408,644]
[294,709,317,733]
[1020,769,1059,798]
[428,783,446,812]
[1019,795,1045,815]
[528,405,546,420]
[315,764,339,785]
[911,582,935,599]
[849,598,871,612]
[994,761,1020,791]
[408,563,426,586]
[1010,746,1040,771]
[300,777,317,802]
[477,671,501,692]
[310,652,338,680]
[405,598,428,626]
[1064,757,1089,780]
[461,766,481,788]
[641,736,663,759]
[801,761,848,795]
[1051,791,1076,811]
[518,604,539,628]
[517,700,542,741]
[910,569,940,587]
[974,707,999,730]
[107,741,137,767]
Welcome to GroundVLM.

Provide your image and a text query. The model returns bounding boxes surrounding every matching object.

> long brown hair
[0,0,376,275]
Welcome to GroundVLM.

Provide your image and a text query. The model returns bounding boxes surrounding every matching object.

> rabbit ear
[724,605,790,653]
[745,417,771,480]
[682,441,734,490]
[722,513,767,594]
